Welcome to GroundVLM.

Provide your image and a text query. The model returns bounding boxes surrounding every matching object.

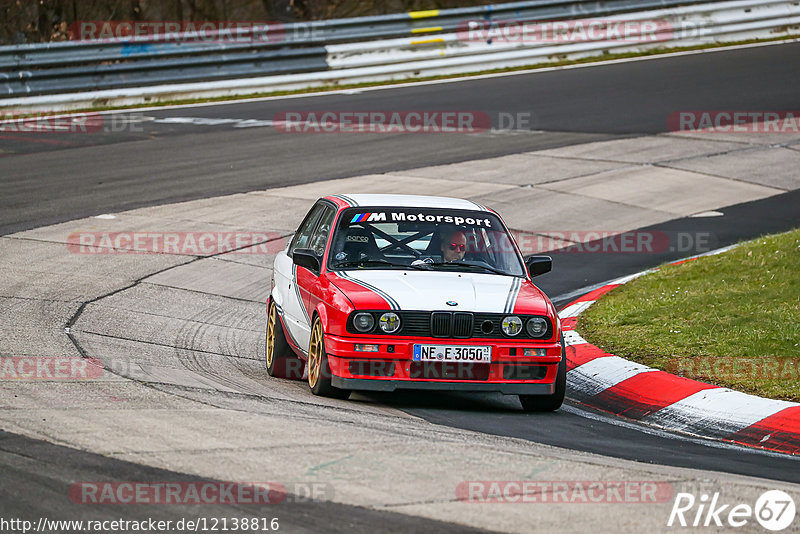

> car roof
[328,194,488,211]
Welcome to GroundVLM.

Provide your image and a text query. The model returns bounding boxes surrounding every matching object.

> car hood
[328,270,551,315]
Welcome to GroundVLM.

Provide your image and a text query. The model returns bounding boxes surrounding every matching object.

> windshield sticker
[350,211,493,227]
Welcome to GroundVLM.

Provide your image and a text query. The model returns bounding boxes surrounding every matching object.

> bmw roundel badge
[446,301,458,307]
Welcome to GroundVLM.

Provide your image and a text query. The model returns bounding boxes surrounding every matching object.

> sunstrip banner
[348,211,494,227]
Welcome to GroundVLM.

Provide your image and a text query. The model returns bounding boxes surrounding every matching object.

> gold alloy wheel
[308,320,323,389]
[266,304,276,369]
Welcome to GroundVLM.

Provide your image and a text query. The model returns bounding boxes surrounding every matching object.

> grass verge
[577,229,800,402]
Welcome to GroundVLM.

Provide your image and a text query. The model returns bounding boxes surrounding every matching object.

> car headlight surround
[526,317,548,338]
[502,315,523,336]
[353,312,375,333]
[379,312,401,333]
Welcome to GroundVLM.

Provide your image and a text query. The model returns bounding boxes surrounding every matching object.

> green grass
[577,229,800,401]
[19,34,799,115]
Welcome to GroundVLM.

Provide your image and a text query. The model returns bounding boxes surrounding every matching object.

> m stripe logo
[350,213,386,223]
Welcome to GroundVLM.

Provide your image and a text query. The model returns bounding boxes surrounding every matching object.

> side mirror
[525,255,552,277]
[293,248,320,274]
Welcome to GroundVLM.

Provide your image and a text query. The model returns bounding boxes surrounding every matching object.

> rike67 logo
[668,490,796,531]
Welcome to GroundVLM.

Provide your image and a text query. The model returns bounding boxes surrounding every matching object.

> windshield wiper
[334,259,427,270]
[424,261,511,276]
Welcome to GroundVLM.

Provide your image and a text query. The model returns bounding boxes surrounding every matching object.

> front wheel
[519,335,566,412]
[307,317,350,399]
[266,300,304,379]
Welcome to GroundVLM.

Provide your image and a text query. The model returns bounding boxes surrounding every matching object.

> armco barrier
[1,0,799,111]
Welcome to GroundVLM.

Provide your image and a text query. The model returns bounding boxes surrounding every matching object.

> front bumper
[325,333,562,394]
[331,376,554,394]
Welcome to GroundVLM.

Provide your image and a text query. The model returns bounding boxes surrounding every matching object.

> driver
[440,228,467,262]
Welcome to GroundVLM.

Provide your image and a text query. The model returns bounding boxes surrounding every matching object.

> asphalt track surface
[3,42,800,523]
[0,430,493,533]
[2,41,800,235]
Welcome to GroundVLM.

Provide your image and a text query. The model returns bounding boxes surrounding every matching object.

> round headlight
[502,316,522,336]
[379,312,401,333]
[526,317,548,338]
[353,312,375,333]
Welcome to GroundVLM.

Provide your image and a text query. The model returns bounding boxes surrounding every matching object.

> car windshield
[328,207,526,277]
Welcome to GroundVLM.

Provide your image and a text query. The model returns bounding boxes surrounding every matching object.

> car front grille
[453,313,474,337]
[431,312,451,337]
[347,311,553,340]
[414,311,482,338]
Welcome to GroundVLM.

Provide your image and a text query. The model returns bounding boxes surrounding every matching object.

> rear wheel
[266,301,304,379]
[307,318,350,399]
[519,335,567,412]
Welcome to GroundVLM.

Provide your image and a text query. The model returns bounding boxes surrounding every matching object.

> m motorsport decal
[351,212,384,223]
[349,211,493,227]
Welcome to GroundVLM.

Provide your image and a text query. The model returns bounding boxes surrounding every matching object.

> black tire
[266,300,304,379]
[307,317,350,399]
[519,335,567,412]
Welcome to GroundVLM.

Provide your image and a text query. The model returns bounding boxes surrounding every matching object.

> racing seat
[339,227,383,262]
[424,231,443,257]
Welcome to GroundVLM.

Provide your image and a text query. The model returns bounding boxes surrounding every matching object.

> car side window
[288,204,325,256]
[308,206,335,257]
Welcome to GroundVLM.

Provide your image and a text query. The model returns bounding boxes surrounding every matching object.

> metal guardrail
[326,0,800,72]
[1,0,798,109]
[0,0,722,98]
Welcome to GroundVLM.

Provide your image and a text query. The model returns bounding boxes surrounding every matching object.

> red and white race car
[266,194,565,411]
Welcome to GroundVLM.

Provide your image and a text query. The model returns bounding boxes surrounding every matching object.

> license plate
[413,344,492,363]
